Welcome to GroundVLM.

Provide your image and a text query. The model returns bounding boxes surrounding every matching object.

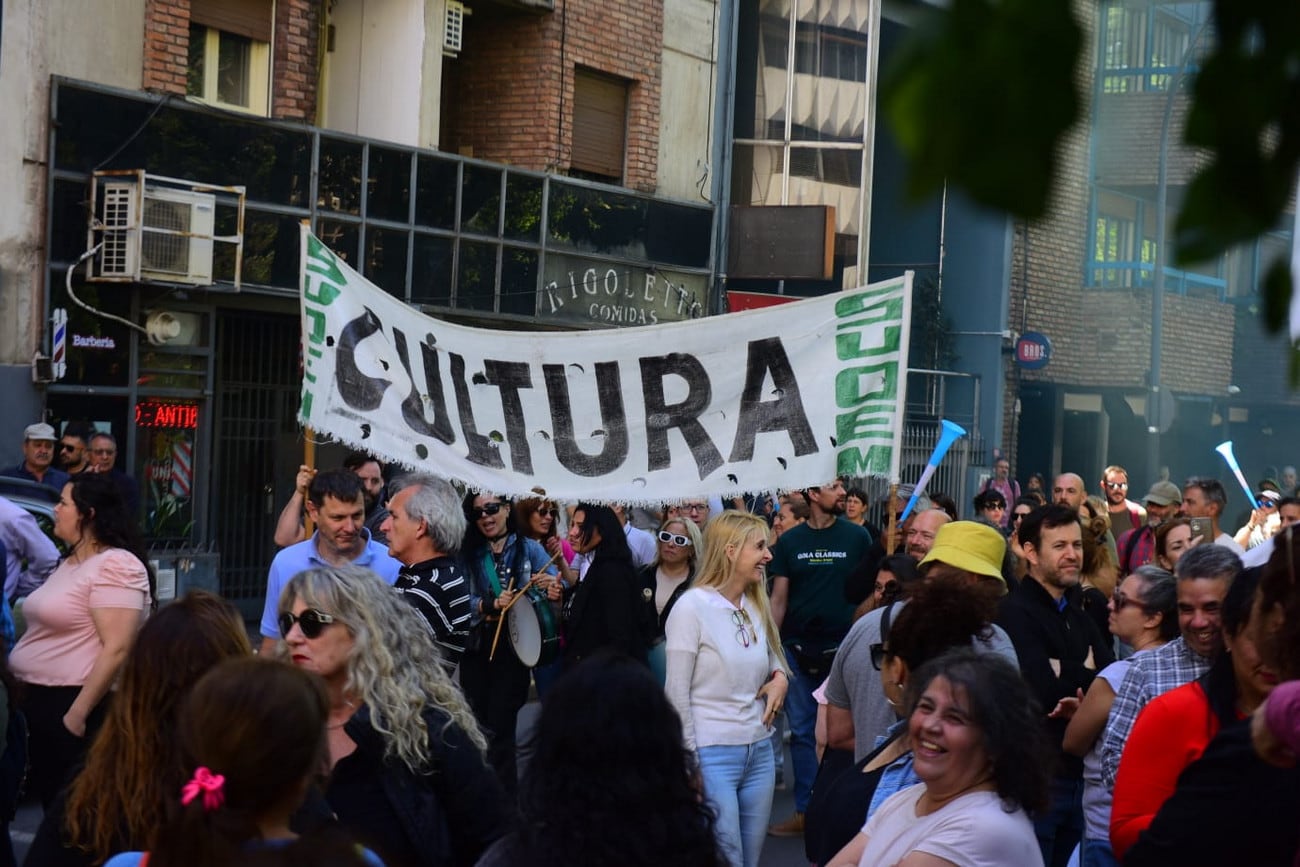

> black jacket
[995,576,1113,778]
[1126,719,1300,866]
[333,704,506,867]
[636,562,696,642]
[564,555,645,667]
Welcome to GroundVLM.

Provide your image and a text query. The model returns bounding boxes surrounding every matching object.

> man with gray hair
[1099,543,1241,789]
[1181,476,1244,553]
[381,474,472,669]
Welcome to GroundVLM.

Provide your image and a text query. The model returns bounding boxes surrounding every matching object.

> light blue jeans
[782,650,820,812]
[698,738,776,867]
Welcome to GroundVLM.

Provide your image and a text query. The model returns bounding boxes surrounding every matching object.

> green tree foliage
[879,0,1082,220]
[881,0,1299,342]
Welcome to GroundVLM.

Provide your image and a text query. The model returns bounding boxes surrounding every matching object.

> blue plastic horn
[899,419,967,522]
[1215,440,1259,509]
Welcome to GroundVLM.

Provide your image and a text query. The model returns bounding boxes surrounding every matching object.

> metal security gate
[855,370,984,524]
[212,310,302,618]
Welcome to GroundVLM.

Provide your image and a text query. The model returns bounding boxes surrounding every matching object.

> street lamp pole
[1147,11,1214,482]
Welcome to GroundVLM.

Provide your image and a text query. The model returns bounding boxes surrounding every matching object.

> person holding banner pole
[767,480,874,837]
[458,492,553,796]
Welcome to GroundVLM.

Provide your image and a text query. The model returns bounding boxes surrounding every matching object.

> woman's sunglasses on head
[657,530,692,546]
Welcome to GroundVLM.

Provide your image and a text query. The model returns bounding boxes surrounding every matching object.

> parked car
[0,476,64,554]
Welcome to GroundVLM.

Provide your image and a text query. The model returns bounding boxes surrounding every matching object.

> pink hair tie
[180,766,226,811]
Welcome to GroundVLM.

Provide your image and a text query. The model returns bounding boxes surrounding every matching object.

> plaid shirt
[1100,636,1212,789]
[1117,525,1156,574]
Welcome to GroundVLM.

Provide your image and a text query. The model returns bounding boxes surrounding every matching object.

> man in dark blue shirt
[1,423,69,491]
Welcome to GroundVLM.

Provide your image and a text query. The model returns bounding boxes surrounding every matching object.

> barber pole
[170,439,193,498]
[51,308,67,380]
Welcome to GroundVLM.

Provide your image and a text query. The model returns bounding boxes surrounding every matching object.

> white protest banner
[299,225,911,502]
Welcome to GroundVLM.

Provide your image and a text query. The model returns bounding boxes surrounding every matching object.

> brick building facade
[142,0,320,120]
[440,0,663,192]
[1002,0,1294,498]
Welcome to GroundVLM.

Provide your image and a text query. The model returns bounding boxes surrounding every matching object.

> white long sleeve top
[664,587,783,751]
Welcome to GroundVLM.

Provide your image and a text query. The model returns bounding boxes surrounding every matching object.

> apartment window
[1100,1,1203,93]
[1091,190,1154,288]
[187,0,272,116]
[570,69,628,185]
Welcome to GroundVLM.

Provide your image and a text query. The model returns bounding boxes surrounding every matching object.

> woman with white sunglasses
[639,517,704,683]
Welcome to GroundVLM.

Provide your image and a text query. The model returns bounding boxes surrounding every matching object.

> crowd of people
[2,425,1300,866]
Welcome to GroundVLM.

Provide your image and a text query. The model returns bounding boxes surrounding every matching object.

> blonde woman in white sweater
[666,510,790,867]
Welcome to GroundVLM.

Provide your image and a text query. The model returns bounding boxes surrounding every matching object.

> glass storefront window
[365,228,410,299]
[504,173,544,243]
[415,155,459,230]
[317,219,360,267]
[367,147,412,223]
[461,165,503,237]
[500,247,539,316]
[51,81,711,326]
[457,240,498,311]
[136,399,200,543]
[319,138,364,215]
[412,233,454,306]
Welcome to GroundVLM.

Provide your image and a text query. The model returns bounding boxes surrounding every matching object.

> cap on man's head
[1258,490,1282,504]
[919,521,1006,589]
[23,423,56,442]
[1144,480,1182,506]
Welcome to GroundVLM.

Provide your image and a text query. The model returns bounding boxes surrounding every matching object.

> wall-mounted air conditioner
[88,170,246,288]
[444,1,468,56]
[97,184,214,285]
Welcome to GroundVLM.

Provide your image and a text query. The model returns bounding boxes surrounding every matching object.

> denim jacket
[464,534,552,627]
[866,719,920,820]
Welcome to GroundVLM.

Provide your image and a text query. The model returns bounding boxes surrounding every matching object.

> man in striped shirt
[383,474,473,670]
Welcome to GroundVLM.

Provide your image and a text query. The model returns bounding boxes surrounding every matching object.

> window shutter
[571,70,628,181]
[191,0,273,43]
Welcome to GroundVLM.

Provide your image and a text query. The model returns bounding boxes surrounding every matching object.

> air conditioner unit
[444,1,467,56]
[96,183,216,285]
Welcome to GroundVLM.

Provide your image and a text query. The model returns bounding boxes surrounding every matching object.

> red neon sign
[135,401,199,430]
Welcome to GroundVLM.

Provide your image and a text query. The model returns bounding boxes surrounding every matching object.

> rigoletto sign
[538,252,707,327]
[299,226,912,501]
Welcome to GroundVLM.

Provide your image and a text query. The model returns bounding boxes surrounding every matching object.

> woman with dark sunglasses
[458,492,554,795]
[1061,565,1177,867]
[279,565,504,867]
[513,494,574,698]
[638,516,704,683]
[514,494,576,587]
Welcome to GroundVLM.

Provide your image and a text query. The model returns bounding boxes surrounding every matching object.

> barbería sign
[299,226,912,501]
[539,253,707,327]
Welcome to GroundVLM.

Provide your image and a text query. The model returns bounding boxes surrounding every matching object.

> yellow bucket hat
[919,521,1007,587]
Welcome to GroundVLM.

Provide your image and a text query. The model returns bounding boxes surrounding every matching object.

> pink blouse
[10,548,150,687]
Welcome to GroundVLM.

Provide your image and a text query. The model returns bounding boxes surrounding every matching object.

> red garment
[1109,681,1220,859]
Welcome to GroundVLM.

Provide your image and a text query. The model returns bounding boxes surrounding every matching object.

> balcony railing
[1087,260,1228,299]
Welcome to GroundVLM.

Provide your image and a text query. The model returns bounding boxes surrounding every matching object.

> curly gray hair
[280,565,486,771]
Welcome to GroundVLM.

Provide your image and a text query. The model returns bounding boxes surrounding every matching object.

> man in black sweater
[996,503,1114,867]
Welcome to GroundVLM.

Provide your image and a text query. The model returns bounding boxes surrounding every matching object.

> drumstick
[498,547,566,616]
[488,571,518,662]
